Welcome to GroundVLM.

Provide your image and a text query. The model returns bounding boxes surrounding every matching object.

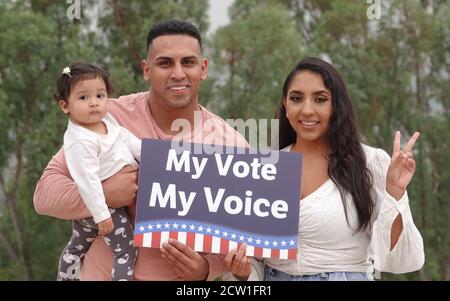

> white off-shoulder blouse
[227,144,425,280]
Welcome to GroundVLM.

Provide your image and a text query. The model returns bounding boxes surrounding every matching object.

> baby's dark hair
[53,62,112,102]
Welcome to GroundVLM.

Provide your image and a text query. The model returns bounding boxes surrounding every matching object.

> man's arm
[33,148,138,220]
[33,148,89,220]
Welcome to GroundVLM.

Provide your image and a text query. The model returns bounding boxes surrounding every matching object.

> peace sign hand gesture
[386,131,420,201]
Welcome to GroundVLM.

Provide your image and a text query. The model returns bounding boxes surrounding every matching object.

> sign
[134,139,302,259]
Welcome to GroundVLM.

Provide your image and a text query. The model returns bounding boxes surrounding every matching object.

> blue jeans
[264,266,374,281]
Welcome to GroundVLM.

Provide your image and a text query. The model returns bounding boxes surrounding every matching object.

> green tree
[0,0,98,280]
[209,2,302,147]
[312,0,449,280]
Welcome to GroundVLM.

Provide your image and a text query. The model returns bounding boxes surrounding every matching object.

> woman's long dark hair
[275,57,374,231]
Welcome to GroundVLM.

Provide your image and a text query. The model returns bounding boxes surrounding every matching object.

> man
[34,19,247,280]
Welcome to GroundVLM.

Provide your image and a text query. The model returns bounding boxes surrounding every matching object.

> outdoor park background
[0,0,448,280]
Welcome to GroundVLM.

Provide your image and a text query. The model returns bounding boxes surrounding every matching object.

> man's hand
[161,239,209,280]
[98,217,114,236]
[102,165,138,208]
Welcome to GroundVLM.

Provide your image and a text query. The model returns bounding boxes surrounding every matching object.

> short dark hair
[146,19,203,53]
[53,62,112,102]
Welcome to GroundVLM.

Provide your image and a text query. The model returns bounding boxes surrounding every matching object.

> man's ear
[58,100,69,114]
[200,58,208,80]
[142,59,150,81]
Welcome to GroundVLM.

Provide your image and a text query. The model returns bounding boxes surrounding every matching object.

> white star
[255,239,261,245]
[206,227,212,233]
[281,240,287,247]
[239,235,245,241]
[272,241,278,247]
[214,229,221,235]
[189,224,195,230]
[139,225,145,232]
[164,223,170,229]
[181,224,187,230]
[231,233,237,239]
[147,224,153,230]
[289,240,295,246]
[156,223,162,229]
[264,240,270,246]
[247,237,253,243]
[198,226,204,232]
[172,223,179,229]
[222,231,229,238]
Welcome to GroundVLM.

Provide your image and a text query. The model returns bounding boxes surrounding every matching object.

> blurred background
[0,0,448,280]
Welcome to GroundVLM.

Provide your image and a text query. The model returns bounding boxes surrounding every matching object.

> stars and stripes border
[134,220,298,260]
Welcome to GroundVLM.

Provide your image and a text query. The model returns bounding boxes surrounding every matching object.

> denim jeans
[264,266,374,281]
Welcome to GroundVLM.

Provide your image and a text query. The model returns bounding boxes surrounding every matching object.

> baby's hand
[98,217,114,236]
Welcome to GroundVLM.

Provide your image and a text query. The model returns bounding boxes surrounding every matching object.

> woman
[224,57,424,281]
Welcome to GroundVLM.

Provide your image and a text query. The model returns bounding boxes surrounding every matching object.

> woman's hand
[386,131,420,200]
[225,243,252,280]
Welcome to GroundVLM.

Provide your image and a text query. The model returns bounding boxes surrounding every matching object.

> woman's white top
[64,113,141,223]
[226,143,424,280]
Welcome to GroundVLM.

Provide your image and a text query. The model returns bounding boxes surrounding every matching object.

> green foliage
[210,4,302,120]
[0,1,101,280]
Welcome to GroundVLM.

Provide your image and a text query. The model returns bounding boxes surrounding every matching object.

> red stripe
[151,232,161,248]
[271,249,280,259]
[254,247,263,257]
[220,238,229,254]
[134,234,143,247]
[203,235,212,253]
[169,231,178,240]
[288,248,297,260]
[186,232,196,249]
[237,243,242,251]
